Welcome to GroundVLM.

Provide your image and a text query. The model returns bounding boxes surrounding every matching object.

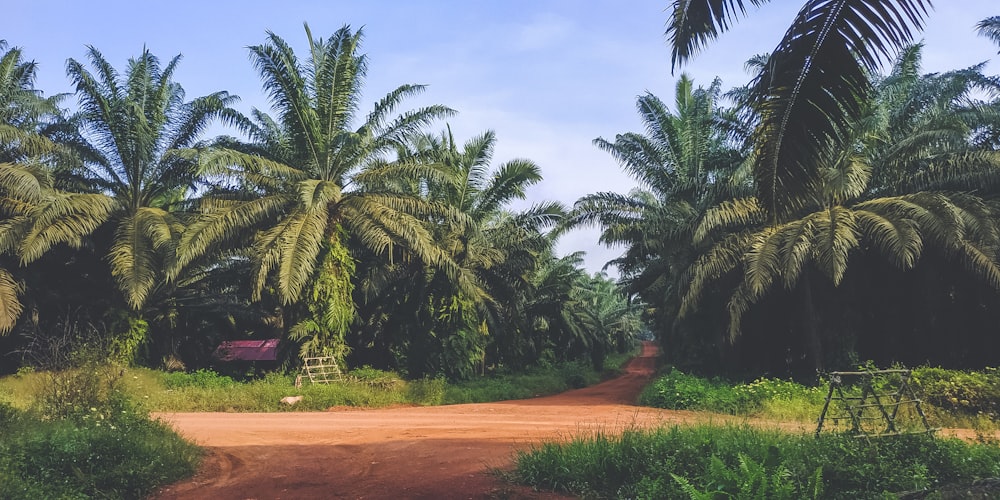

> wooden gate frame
[816,369,934,438]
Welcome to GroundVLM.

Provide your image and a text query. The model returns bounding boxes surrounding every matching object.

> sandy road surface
[152,343,768,499]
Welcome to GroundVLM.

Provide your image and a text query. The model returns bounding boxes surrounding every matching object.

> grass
[514,424,1000,499]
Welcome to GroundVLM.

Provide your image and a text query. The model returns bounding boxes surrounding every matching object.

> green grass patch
[514,424,1000,499]
[639,369,826,420]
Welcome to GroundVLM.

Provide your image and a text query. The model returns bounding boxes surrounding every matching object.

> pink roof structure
[213,339,280,361]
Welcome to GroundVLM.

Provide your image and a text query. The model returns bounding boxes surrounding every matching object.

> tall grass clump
[514,424,1000,499]
[0,361,200,499]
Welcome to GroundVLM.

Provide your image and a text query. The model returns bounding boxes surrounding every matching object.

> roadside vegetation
[0,363,199,499]
[514,2,1000,498]
[514,425,1000,499]
[639,366,1000,431]
[0,349,635,413]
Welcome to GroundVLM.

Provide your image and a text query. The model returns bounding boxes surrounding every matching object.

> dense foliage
[638,366,1000,430]
[0,27,640,379]
[0,363,199,499]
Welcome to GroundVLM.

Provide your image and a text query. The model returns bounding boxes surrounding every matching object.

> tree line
[572,1,1000,378]
[0,26,641,379]
[6,2,1000,382]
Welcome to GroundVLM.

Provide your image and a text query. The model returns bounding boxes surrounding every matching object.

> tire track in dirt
[151,343,756,499]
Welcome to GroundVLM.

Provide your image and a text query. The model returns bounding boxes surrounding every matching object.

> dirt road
[153,343,707,499]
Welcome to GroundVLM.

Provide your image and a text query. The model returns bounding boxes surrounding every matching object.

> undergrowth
[639,366,1000,430]
[0,353,633,413]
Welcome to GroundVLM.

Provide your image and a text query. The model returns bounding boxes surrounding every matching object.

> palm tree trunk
[800,269,824,373]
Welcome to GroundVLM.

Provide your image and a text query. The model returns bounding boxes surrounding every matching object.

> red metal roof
[213,339,280,361]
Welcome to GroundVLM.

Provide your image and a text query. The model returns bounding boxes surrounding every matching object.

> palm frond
[665,0,771,71]
[749,0,930,222]
[0,267,23,334]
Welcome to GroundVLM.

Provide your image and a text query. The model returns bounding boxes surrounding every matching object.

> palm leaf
[665,0,771,71]
[0,267,22,334]
[747,0,930,222]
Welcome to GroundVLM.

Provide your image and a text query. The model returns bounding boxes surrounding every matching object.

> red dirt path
[152,343,786,499]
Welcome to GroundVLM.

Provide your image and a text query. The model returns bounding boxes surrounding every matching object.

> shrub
[161,368,236,389]
[639,370,835,421]
[911,367,1000,420]
[406,378,446,405]
[349,366,405,390]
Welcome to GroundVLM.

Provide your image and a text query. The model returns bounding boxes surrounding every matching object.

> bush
[639,369,825,418]
[349,366,405,390]
[911,367,1000,420]
[406,378,447,405]
[162,368,236,389]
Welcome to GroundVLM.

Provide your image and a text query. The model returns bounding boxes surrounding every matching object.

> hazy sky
[7,1,1000,274]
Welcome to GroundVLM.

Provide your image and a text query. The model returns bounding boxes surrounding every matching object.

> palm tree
[178,25,458,360]
[568,75,746,356]
[0,40,63,333]
[350,127,562,378]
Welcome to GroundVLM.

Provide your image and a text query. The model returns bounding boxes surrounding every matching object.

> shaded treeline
[573,2,1000,378]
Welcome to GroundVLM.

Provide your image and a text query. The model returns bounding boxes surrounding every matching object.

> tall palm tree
[568,75,746,351]
[351,126,562,378]
[178,25,458,359]
[0,40,63,332]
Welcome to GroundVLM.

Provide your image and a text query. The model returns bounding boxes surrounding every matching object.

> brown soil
[150,342,795,499]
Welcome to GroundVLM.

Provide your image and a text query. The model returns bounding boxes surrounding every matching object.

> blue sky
[7,1,1000,274]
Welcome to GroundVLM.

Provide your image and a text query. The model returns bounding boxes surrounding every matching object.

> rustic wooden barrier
[816,369,934,438]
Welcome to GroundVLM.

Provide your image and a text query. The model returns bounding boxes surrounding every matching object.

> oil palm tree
[351,126,562,378]
[568,75,747,349]
[0,40,63,332]
[177,25,458,359]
